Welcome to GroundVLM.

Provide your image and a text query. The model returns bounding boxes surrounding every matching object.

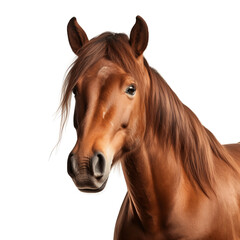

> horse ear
[67,17,89,54]
[130,16,149,57]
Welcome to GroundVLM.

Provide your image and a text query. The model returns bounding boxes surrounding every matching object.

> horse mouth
[78,179,108,193]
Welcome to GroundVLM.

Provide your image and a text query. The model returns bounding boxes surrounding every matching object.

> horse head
[64,16,150,192]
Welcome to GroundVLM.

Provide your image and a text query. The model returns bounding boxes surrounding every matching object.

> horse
[60,16,240,239]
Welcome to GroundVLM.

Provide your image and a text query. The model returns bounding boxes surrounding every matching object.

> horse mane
[60,32,238,196]
[144,62,239,195]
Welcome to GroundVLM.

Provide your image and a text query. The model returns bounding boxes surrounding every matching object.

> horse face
[67,59,145,192]
[65,16,149,192]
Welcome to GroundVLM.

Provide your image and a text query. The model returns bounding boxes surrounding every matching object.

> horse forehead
[83,58,125,78]
[97,66,112,78]
[97,61,126,78]
[81,59,133,94]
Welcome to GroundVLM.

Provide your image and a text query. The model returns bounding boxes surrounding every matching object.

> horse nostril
[67,153,77,178]
[90,152,106,179]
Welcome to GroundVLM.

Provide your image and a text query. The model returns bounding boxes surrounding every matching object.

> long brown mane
[60,32,238,196]
[144,62,238,195]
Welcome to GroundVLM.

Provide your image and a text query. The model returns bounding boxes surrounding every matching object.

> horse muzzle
[67,152,109,193]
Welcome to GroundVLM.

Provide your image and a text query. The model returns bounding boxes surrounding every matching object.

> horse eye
[125,84,136,96]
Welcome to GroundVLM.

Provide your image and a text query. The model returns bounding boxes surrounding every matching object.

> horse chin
[77,178,108,193]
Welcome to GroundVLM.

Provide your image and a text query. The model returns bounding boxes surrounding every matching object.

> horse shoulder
[114,193,166,240]
[114,193,145,240]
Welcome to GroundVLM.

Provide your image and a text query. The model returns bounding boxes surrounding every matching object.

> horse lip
[77,179,108,193]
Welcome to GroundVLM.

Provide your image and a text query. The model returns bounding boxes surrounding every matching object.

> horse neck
[121,135,186,231]
[120,65,216,230]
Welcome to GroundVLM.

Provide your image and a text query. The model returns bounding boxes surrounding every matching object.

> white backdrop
[1,0,240,239]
